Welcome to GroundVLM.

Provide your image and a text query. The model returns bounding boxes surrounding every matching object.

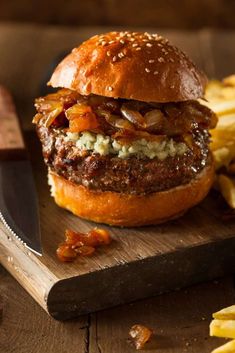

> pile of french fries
[210,305,235,352]
[202,78,235,351]
[201,75,235,209]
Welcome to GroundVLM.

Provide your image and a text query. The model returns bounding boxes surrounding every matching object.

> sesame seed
[112,56,117,62]
[101,41,107,46]
[118,52,125,58]
[130,38,135,42]
[107,86,113,91]
[127,33,132,37]
[146,43,153,47]
[149,59,155,63]
[169,58,175,62]
[145,68,150,73]
[109,40,115,44]
[154,71,159,75]
[132,43,138,47]
[120,39,125,44]
[158,57,164,63]
[136,47,141,51]
[107,51,111,56]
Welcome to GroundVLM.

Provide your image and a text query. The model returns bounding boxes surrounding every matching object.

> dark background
[0,0,234,28]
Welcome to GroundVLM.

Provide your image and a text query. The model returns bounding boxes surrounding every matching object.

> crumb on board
[56,228,111,262]
[129,324,153,350]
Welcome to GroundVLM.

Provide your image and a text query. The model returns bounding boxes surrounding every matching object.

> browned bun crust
[49,31,207,103]
[48,157,214,227]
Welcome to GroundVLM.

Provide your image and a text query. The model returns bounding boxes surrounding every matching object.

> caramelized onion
[57,228,111,262]
[113,129,166,143]
[44,103,63,128]
[115,119,135,130]
[121,103,146,128]
[97,109,135,130]
[144,109,165,130]
[164,103,181,118]
[34,89,216,139]
[32,113,42,124]
[66,103,91,118]
[121,104,166,132]
[103,100,120,112]
[66,103,99,132]
[129,324,153,350]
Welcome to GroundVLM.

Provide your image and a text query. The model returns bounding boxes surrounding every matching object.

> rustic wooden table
[0,24,235,353]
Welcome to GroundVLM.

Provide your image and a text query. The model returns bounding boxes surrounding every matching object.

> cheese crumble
[64,131,188,160]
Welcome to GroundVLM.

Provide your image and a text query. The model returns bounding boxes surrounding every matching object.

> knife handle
[0,86,26,159]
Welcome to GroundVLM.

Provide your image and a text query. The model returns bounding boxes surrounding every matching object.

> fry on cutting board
[213,305,235,320]
[210,319,235,339]
[211,339,235,353]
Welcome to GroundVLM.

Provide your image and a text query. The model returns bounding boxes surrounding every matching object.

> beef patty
[37,125,210,195]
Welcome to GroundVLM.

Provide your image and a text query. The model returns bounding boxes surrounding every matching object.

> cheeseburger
[33,31,217,226]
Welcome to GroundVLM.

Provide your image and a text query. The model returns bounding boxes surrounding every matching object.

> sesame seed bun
[48,155,214,227]
[48,31,207,102]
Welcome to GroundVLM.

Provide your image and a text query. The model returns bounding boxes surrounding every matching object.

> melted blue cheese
[64,131,188,160]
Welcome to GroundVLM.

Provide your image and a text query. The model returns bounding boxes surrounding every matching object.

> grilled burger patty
[37,125,210,194]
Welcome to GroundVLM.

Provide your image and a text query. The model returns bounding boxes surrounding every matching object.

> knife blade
[0,86,42,255]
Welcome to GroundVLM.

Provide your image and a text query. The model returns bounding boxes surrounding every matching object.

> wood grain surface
[89,278,235,353]
[0,266,88,353]
[0,24,235,352]
[0,263,234,353]
[0,86,25,152]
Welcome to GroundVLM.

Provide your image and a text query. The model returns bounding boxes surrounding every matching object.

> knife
[0,86,42,255]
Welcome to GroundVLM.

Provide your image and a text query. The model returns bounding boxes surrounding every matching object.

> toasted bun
[49,31,207,103]
[48,157,214,227]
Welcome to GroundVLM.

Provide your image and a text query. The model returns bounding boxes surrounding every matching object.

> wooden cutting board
[1,132,235,320]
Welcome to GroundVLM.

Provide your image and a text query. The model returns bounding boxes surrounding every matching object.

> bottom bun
[48,159,214,227]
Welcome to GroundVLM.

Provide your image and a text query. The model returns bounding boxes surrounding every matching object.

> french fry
[210,130,235,151]
[216,114,235,128]
[218,175,235,209]
[210,319,235,338]
[213,305,235,320]
[211,339,235,353]
[201,75,235,208]
[213,147,235,170]
[204,80,223,100]
[206,100,235,115]
[223,75,235,86]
